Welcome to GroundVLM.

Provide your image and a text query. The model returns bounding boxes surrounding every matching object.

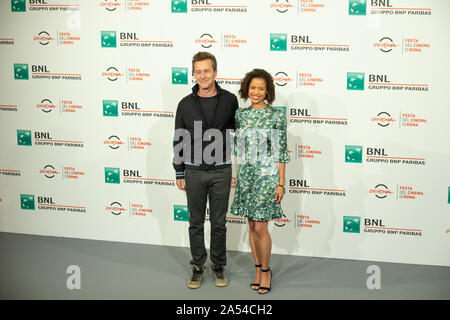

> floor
[0,231,449,300]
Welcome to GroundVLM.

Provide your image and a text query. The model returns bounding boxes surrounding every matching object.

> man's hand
[176,179,186,191]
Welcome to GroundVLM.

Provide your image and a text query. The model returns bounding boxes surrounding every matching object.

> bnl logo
[101,31,117,48]
[13,0,80,12]
[17,130,32,146]
[20,194,57,210]
[14,64,29,80]
[343,216,360,233]
[172,67,188,85]
[349,0,394,15]
[174,205,189,221]
[103,100,118,117]
[344,216,386,233]
[349,0,366,15]
[20,194,35,210]
[105,167,120,184]
[345,145,388,163]
[172,0,187,13]
[17,130,54,146]
[345,145,363,163]
[347,72,365,90]
[11,0,26,12]
[270,33,287,51]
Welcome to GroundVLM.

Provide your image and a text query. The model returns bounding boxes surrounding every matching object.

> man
[173,52,238,289]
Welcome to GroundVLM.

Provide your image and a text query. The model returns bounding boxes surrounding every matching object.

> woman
[231,69,290,294]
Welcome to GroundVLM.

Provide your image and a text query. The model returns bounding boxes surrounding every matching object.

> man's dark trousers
[185,167,231,268]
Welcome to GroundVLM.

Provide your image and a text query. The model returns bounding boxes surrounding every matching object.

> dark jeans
[185,166,231,267]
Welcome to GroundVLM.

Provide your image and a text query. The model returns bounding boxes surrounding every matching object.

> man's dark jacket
[173,82,238,180]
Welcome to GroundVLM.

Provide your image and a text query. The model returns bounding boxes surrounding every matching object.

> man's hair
[192,51,217,71]
[239,69,275,105]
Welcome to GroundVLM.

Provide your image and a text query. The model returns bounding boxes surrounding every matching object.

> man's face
[193,59,217,91]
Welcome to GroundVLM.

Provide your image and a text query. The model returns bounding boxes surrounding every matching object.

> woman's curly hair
[239,69,275,105]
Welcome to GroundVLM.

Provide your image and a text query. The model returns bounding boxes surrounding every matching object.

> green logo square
[172,67,188,85]
[347,72,365,90]
[11,0,26,12]
[17,130,32,146]
[14,64,29,80]
[343,216,360,233]
[448,187,450,204]
[174,205,189,221]
[101,31,117,48]
[349,0,366,15]
[345,145,363,163]
[103,100,119,117]
[172,0,187,13]
[270,33,287,51]
[105,167,120,184]
[20,194,35,210]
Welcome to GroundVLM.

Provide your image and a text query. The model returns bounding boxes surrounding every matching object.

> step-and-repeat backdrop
[1,0,449,267]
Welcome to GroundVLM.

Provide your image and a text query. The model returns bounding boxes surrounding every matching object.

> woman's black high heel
[250,264,262,290]
[258,267,272,294]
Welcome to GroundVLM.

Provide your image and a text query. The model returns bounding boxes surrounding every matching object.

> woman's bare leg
[248,219,261,289]
[253,221,272,293]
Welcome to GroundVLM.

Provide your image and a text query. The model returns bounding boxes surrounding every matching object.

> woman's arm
[275,162,286,204]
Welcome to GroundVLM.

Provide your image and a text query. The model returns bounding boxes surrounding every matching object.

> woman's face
[248,77,267,106]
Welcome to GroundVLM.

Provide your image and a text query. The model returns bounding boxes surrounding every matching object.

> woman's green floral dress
[230,105,290,221]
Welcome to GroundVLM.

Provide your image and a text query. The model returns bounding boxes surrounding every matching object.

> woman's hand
[276,163,286,204]
[275,185,284,204]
